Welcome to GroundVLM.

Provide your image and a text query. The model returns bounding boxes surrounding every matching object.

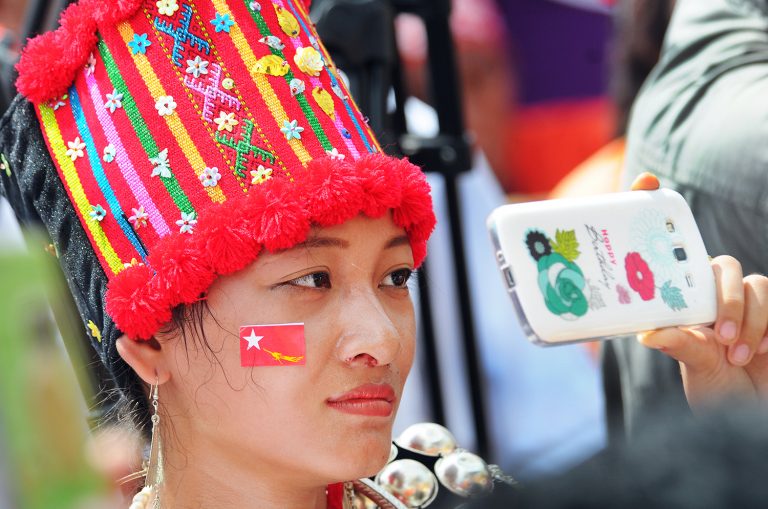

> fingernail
[758,336,768,355]
[732,343,751,365]
[720,321,737,342]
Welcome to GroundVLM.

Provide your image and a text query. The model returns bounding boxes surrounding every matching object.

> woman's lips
[327,383,396,417]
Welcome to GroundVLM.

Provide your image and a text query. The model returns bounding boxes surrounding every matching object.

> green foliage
[660,280,688,311]
[550,229,580,262]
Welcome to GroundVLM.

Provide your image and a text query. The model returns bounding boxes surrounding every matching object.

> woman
[1,0,767,508]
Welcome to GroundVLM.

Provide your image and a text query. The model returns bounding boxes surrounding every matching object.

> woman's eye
[289,272,331,289]
[382,268,413,288]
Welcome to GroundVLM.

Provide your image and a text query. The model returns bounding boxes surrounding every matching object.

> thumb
[638,327,719,373]
[629,172,661,191]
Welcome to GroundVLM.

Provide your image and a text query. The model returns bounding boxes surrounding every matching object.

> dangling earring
[124,379,164,509]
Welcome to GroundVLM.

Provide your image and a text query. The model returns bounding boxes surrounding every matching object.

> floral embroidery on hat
[331,83,347,100]
[90,204,107,222]
[275,5,300,37]
[259,35,285,51]
[128,206,149,228]
[104,89,124,113]
[326,147,345,160]
[280,119,304,140]
[0,153,10,177]
[186,55,209,78]
[157,0,179,16]
[66,138,86,161]
[177,212,197,234]
[85,53,96,75]
[211,12,234,33]
[48,94,68,110]
[200,166,222,187]
[249,1,261,11]
[123,258,145,269]
[150,149,172,178]
[214,111,239,132]
[312,86,335,119]
[221,78,234,90]
[155,95,177,116]
[289,78,305,96]
[252,55,289,76]
[294,46,324,76]
[103,144,116,163]
[250,164,273,185]
[128,33,152,55]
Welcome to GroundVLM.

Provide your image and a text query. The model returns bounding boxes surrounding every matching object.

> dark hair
[105,299,213,438]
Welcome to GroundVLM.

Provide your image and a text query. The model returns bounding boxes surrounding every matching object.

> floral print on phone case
[526,229,588,320]
[526,215,688,321]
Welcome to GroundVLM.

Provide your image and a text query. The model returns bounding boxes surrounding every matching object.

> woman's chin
[329,440,392,481]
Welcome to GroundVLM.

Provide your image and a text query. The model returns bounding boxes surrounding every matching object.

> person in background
[395,0,607,478]
[609,0,768,441]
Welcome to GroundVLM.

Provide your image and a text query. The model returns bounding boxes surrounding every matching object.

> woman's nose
[335,290,401,368]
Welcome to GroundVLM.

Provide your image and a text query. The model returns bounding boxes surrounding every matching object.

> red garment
[326,483,344,509]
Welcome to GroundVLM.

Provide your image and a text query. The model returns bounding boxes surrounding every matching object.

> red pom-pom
[88,0,144,24]
[57,3,98,61]
[356,154,405,218]
[15,31,68,103]
[16,0,142,103]
[302,157,364,226]
[252,179,311,251]
[106,264,171,341]
[197,219,261,275]
[149,235,216,305]
[393,162,434,231]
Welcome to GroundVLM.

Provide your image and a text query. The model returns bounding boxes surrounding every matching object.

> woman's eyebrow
[296,236,350,249]
[293,234,409,250]
[385,235,410,249]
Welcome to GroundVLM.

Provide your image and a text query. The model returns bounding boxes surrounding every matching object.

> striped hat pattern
[16,0,435,341]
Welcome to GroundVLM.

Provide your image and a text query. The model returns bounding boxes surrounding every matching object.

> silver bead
[395,423,457,457]
[375,459,439,508]
[434,449,493,497]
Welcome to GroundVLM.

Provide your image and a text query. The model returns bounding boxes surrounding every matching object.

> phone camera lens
[673,247,687,262]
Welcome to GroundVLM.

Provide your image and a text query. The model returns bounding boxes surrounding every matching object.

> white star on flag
[243,329,264,350]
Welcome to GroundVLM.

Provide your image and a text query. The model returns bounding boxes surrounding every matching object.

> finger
[727,274,768,366]
[711,255,745,345]
[629,172,660,191]
[638,327,718,373]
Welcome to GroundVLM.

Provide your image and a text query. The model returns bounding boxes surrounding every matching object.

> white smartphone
[486,189,717,346]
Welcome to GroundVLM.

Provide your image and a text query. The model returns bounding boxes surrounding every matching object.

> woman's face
[160,214,416,485]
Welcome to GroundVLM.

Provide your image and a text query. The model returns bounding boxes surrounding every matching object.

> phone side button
[503,267,515,289]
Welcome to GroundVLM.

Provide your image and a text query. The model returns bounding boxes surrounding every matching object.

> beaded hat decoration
[15,0,435,341]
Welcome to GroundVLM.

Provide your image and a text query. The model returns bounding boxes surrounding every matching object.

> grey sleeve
[624,0,768,274]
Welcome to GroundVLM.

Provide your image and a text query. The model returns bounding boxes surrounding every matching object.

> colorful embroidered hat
[13,0,435,349]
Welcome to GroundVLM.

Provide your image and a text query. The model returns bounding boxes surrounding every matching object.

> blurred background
[0,0,677,504]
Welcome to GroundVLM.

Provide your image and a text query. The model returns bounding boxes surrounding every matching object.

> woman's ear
[116,335,172,385]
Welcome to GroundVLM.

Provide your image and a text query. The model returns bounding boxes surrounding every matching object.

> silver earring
[126,379,163,509]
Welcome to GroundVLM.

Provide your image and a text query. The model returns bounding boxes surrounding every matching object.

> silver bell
[375,459,439,508]
[388,443,399,463]
[395,423,457,456]
[434,449,493,497]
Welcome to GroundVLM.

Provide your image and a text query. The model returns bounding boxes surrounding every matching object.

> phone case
[487,189,717,345]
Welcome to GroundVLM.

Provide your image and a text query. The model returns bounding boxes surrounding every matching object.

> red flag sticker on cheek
[240,323,306,367]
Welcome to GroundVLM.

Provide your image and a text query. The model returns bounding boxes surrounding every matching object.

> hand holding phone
[487,189,717,345]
